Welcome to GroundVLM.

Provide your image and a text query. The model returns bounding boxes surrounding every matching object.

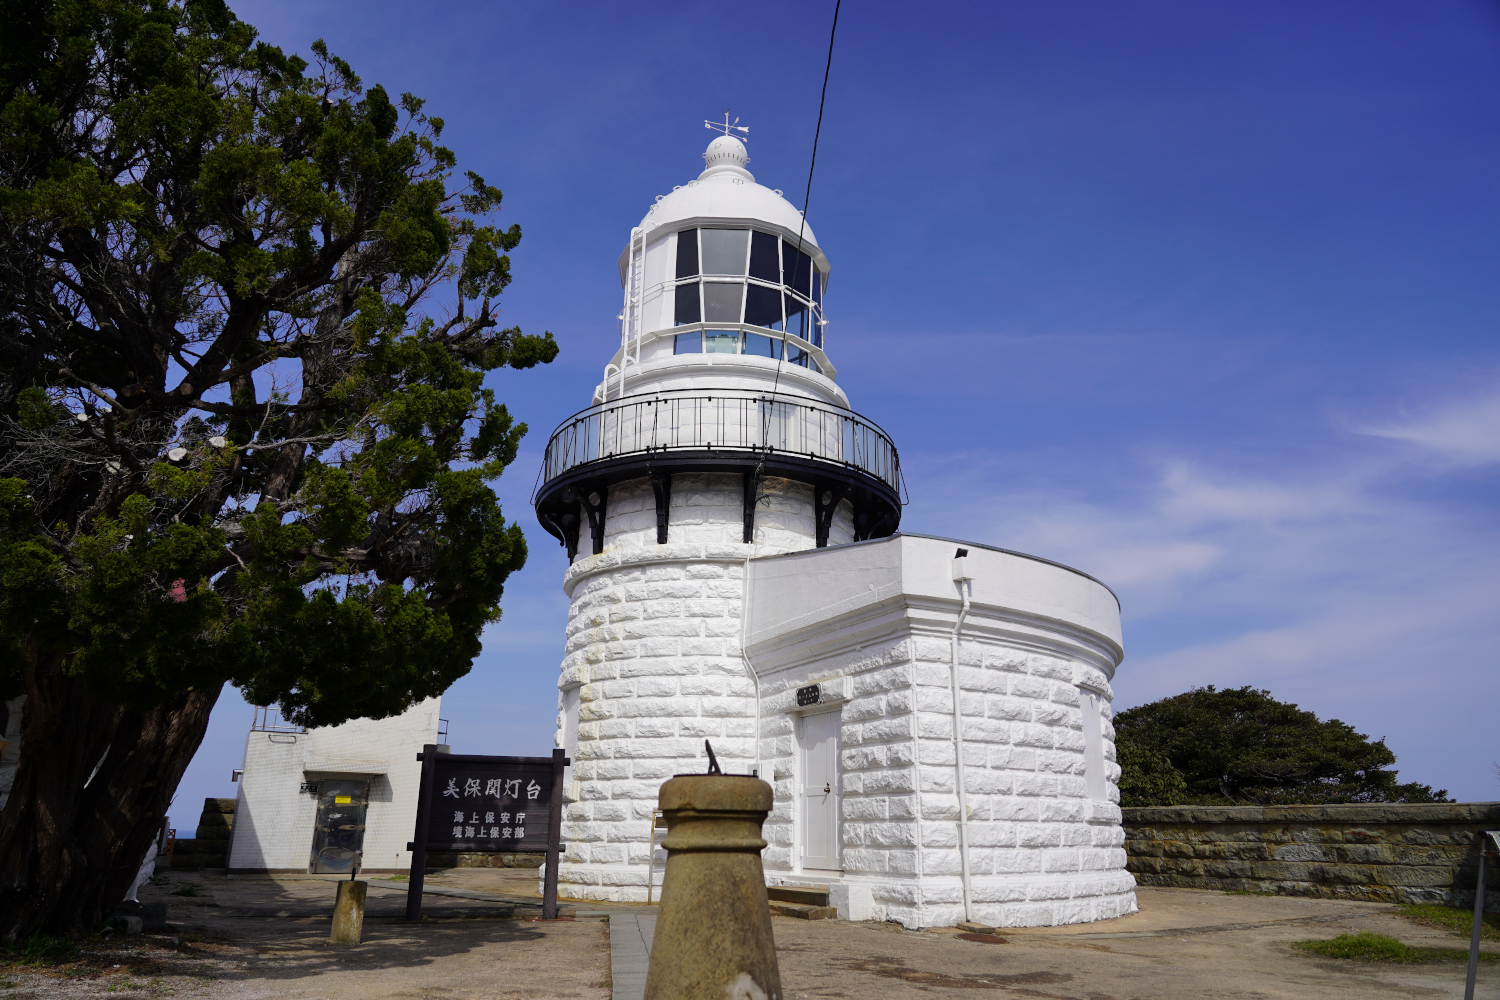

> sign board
[405,747,570,921]
[423,757,556,852]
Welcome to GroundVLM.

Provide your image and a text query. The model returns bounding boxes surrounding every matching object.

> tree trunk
[0,645,222,941]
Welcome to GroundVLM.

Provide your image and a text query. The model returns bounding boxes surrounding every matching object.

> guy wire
[754,0,842,517]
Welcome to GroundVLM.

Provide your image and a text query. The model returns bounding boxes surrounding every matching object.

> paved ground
[0,868,609,1000]
[773,888,1499,1000]
[0,869,1494,999]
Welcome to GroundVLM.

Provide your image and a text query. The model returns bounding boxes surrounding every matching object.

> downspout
[741,553,762,778]
[949,548,975,923]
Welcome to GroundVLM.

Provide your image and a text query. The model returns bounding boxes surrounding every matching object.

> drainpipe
[741,553,763,779]
[950,548,975,923]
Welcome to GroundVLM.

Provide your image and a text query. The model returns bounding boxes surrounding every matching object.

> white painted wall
[228,697,440,872]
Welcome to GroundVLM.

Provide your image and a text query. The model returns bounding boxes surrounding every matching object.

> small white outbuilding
[532,134,1136,927]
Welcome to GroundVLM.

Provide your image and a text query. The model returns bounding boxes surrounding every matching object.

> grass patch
[377,874,409,882]
[1398,903,1500,941]
[1296,931,1499,963]
[0,934,77,967]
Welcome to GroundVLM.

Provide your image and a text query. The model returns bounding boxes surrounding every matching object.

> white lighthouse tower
[534,131,1136,928]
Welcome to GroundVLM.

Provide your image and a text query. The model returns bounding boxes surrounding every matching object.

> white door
[799,709,841,870]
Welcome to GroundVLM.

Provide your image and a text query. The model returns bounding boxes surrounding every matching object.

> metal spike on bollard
[644,772,781,1000]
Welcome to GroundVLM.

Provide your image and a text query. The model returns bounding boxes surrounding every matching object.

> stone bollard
[645,775,781,1000]
[329,880,367,944]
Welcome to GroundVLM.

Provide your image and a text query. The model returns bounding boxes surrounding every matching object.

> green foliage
[0,0,556,725]
[1294,931,1495,963]
[1115,740,1187,806]
[1397,904,1500,941]
[1114,687,1449,806]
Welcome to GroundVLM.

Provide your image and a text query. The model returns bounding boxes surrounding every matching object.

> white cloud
[1358,388,1500,466]
[906,410,1500,798]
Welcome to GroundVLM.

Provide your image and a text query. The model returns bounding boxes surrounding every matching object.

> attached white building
[226,699,441,873]
[533,134,1136,927]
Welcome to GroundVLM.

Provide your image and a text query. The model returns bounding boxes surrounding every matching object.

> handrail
[535,389,900,499]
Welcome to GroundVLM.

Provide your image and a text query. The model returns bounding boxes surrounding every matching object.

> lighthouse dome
[638,135,821,255]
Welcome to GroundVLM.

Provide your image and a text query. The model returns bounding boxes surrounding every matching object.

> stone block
[842,849,888,873]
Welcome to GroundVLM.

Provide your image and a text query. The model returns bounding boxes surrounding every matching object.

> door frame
[797,706,843,872]
[308,778,371,874]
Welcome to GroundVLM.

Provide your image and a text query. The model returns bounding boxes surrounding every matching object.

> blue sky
[174,0,1500,824]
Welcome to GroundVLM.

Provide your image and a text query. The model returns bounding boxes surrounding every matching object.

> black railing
[537,390,899,493]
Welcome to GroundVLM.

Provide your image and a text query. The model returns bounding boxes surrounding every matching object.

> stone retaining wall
[1123,802,1500,908]
[171,798,236,870]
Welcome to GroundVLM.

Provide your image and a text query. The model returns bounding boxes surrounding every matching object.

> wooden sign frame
[405,746,570,921]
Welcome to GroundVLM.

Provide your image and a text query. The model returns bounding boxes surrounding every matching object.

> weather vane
[705,110,749,142]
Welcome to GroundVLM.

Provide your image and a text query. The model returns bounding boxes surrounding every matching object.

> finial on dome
[704,110,750,141]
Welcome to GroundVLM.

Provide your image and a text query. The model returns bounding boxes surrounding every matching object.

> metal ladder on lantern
[603,227,647,404]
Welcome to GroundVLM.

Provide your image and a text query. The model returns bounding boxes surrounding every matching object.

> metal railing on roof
[251,706,305,734]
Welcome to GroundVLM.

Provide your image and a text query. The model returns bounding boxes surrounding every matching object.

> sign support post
[404,744,438,922]
[404,748,570,923]
[543,748,566,919]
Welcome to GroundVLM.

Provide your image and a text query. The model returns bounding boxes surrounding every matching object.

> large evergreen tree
[1114,686,1449,807]
[0,0,556,938]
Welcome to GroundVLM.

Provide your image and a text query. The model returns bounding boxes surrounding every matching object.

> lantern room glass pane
[782,241,813,297]
[674,332,702,353]
[749,231,780,282]
[702,281,744,323]
[700,228,749,275]
[744,333,781,359]
[675,229,699,278]
[744,283,781,328]
[704,331,739,353]
[674,282,701,325]
[784,294,809,340]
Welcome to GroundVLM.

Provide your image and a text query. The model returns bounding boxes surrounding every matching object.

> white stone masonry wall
[754,632,1134,928]
[905,636,1133,927]
[758,642,918,876]
[597,473,852,553]
[553,472,850,901]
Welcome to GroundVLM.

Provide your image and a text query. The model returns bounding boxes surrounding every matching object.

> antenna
[704,110,750,141]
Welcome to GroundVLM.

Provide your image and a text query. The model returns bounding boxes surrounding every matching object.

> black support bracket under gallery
[649,469,672,544]
[534,450,901,558]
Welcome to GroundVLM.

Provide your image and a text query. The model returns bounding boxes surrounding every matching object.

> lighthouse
[533,131,1136,928]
